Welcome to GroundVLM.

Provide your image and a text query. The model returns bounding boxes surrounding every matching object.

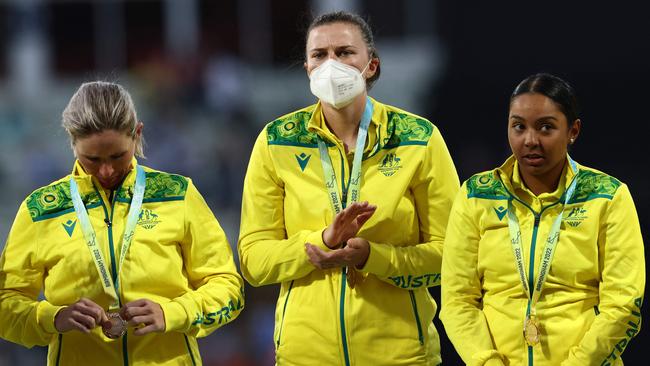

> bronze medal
[523,315,540,346]
[102,312,127,339]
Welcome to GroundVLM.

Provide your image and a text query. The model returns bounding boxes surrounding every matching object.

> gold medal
[102,312,127,339]
[523,315,540,346]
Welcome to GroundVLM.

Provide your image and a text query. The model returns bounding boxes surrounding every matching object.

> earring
[570,138,575,144]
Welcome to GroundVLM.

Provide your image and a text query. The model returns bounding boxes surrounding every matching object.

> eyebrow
[509,115,559,122]
[81,151,127,160]
[308,44,357,53]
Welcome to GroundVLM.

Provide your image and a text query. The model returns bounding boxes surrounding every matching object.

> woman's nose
[99,163,114,177]
[524,131,539,147]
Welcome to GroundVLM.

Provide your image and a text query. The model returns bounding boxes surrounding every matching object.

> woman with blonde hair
[0,81,244,365]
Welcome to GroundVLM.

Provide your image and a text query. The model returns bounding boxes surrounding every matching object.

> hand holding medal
[102,312,127,339]
[120,299,166,336]
[54,298,109,334]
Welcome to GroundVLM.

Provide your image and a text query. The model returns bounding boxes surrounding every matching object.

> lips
[99,177,119,189]
[522,154,544,166]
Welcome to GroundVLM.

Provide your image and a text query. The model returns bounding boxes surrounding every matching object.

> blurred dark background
[0,1,647,365]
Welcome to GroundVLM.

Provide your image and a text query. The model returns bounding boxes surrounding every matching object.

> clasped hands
[305,201,377,270]
[54,297,165,336]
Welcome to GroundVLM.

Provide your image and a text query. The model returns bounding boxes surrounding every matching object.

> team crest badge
[137,209,161,229]
[379,153,402,176]
[563,206,587,227]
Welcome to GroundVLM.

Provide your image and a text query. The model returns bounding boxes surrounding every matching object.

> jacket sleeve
[440,184,506,366]
[0,201,63,347]
[562,183,645,365]
[238,130,327,287]
[159,180,244,338]
[359,126,459,289]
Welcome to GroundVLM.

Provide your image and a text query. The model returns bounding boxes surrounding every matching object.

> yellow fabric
[441,156,645,366]
[0,160,244,365]
[239,98,459,365]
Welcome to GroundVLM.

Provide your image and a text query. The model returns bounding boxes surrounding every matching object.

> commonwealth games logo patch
[379,153,402,177]
[137,209,161,229]
[563,206,587,227]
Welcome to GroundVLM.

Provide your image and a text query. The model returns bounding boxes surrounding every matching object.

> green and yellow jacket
[441,156,645,366]
[0,160,244,365]
[239,98,459,365]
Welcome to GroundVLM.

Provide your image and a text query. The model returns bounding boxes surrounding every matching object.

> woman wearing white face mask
[239,11,459,365]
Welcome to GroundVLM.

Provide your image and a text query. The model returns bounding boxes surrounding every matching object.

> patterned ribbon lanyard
[507,156,578,345]
[317,97,373,215]
[70,165,146,311]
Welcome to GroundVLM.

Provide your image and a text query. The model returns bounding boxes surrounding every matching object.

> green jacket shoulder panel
[568,169,621,204]
[266,110,319,147]
[466,171,509,200]
[383,111,434,149]
[26,180,101,222]
[116,171,189,203]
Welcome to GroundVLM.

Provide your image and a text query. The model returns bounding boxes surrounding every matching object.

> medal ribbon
[317,97,373,214]
[70,165,146,310]
[507,157,578,320]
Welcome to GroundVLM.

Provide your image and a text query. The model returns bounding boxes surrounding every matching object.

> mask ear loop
[360,59,372,78]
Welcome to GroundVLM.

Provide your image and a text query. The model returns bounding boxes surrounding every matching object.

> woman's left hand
[120,299,166,335]
[305,237,370,269]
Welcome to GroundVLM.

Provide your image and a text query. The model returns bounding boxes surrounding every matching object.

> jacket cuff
[358,241,391,275]
[160,301,189,332]
[37,301,64,334]
[305,228,330,251]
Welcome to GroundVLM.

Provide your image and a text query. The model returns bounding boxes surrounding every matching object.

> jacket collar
[496,155,578,201]
[71,158,139,194]
[306,97,389,153]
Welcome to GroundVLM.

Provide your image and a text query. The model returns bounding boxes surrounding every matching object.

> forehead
[510,93,563,116]
[75,129,132,154]
[307,22,365,49]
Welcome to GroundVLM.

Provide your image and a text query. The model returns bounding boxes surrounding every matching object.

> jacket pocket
[408,290,424,345]
[276,280,295,347]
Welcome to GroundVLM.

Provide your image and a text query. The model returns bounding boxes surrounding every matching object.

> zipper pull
[104,218,112,227]
[534,215,540,227]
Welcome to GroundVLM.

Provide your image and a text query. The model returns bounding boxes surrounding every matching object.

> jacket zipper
[505,191,562,366]
[276,280,295,347]
[337,147,352,366]
[502,173,577,366]
[526,214,540,366]
[94,184,130,366]
[409,290,425,345]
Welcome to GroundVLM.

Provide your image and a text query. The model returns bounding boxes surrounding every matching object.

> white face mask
[309,59,370,109]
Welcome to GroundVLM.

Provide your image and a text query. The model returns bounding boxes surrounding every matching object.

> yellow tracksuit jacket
[441,156,645,366]
[239,98,459,365]
[0,160,244,365]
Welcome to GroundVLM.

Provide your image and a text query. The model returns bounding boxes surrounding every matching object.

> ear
[569,119,581,144]
[135,122,144,138]
[304,61,309,77]
[365,57,380,79]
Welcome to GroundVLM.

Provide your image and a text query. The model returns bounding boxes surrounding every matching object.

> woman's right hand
[322,201,376,249]
[54,298,108,334]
